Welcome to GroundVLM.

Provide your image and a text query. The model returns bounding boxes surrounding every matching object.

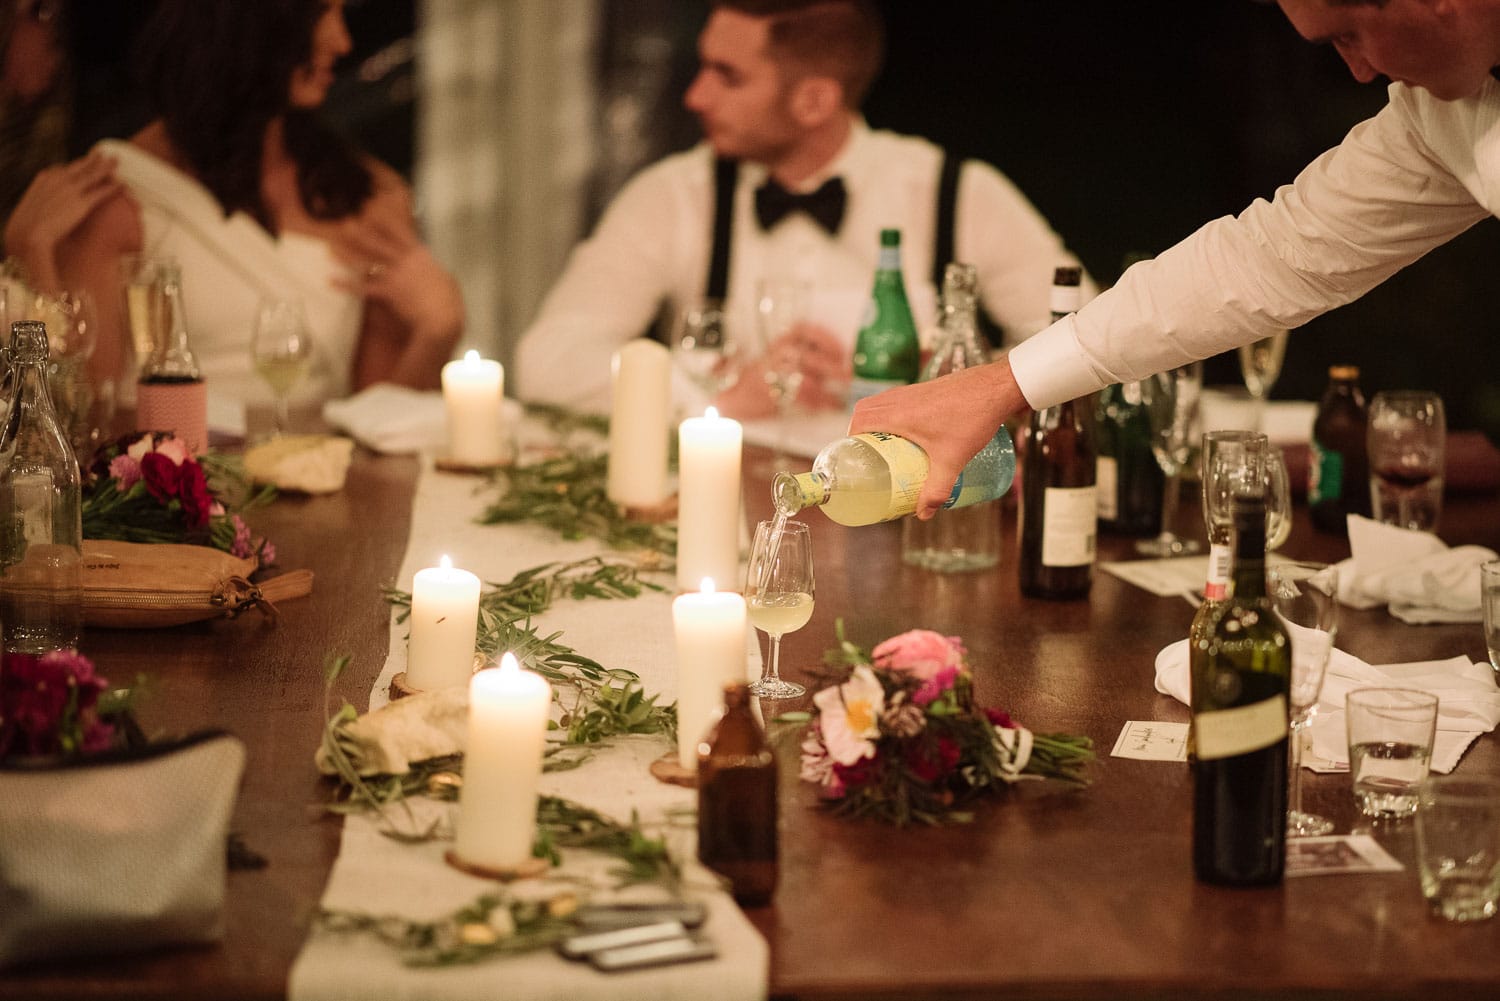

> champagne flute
[251,298,313,437]
[745,518,814,699]
[1367,390,1446,532]
[1268,561,1340,837]
[1136,362,1204,557]
[1237,330,1288,431]
[669,298,739,409]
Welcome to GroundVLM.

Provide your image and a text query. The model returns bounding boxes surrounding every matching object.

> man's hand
[848,357,1025,519]
[714,321,850,419]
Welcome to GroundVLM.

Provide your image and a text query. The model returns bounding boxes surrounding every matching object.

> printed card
[1285,835,1404,877]
[1111,721,1189,761]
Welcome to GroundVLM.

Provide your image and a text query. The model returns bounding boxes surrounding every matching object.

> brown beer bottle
[1308,365,1370,535]
[697,683,777,905]
[1019,267,1097,599]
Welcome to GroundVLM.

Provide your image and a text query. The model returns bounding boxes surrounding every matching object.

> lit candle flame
[499,651,520,675]
[439,554,453,570]
[699,577,716,594]
[464,349,481,364]
[705,406,719,420]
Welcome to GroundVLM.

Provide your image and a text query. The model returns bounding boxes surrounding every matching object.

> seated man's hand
[714,322,849,419]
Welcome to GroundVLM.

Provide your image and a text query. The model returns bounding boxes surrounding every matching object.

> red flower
[139,451,182,503]
[907,735,962,783]
[984,707,1016,730]
[177,460,213,530]
[832,755,881,790]
[0,650,112,758]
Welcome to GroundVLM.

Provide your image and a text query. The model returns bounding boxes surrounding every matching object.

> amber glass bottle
[1308,365,1370,535]
[697,683,777,905]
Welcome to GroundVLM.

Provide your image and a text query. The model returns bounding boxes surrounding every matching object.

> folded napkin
[1154,638,1500,773]
[1336,514,1496,623]
[323,384,447,454]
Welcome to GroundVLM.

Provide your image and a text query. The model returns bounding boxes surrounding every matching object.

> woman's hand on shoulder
[4,153,131,291]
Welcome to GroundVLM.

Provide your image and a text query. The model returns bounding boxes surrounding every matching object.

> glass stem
[1288,719,1306,815]
[765,634,783,683]
[273,391,290,436]
[1159,467,1182,543]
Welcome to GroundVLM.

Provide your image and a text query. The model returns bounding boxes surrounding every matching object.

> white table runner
[289,453,768,1001]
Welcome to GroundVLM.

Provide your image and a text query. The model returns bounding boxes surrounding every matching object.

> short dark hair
[136,0,372,231]
[714,0,885,109]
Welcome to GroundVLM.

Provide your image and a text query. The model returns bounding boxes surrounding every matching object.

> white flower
[993,724,1039,783]
[814,665,885,766]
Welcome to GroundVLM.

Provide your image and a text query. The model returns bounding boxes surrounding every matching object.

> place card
[1111,721,1189,761]
[1285,835,1404,877]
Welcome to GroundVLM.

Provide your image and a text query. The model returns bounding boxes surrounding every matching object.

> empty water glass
[1346,687,1438,818]
[1415,776,1500,922]
[1482,560,1500,678]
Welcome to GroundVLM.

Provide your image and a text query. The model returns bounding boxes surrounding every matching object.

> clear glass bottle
[0,320,82,653]
[774,426,1015,527]
[848,228,920,407]
[136,262,207,454]
[1018,267,1096,599]
[901,263,1000,571]
[697,682,777,906]
[1308,364,1370,535]
[1192,492,1289,886]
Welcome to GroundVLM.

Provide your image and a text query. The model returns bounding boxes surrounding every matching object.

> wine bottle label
[1040,485,1097,567]
[1307,439,1343,505]
[1095,457,1119,520]
[1194,694,1287,761]
[1203,543,1232,601]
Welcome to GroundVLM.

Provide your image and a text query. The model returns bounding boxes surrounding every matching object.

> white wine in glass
[252,298,313,437]
[1238,330,1288,431]
[746,518,814,699]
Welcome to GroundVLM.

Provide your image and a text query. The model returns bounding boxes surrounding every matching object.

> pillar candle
[676,407,742,593]
[406,555,481,691]
[606,339,672,508]
[453,653,551,871]
[442,350,506,466]
[671,579,748,770]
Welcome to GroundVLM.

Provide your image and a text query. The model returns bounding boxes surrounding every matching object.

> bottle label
[1308,440,1343,506]
[1203,543,1232,601]
[1040,485,1097,567]
[1194,694,1287,761]
[852,431,929,517]
[877,246,901,271]
[1095,457,1119,520]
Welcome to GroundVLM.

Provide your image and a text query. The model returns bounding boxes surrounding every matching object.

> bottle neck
[147,279,201,379]
[1230,508,1268,599]
[876,244,902,273]
[774,470,828,515]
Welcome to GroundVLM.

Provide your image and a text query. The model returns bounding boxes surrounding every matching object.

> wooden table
[3,444,1497,1000]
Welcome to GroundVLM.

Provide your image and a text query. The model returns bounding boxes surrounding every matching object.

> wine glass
[754,278,811,473]
[251,298,313,437]
[1367,390,1446,532]
[1237,330,1288,431]
[1268,561,1340,837]
[1136,362,1204,557]
[1201,430,1292,554]
[669,298,739,410]
[745,518,814,699]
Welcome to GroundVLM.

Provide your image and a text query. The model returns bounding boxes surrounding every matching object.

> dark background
[63,0,1500,432]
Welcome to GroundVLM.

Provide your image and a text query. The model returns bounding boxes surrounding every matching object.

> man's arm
[514,156,699,413]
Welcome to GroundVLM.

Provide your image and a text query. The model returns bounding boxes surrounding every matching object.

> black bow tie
[754,175,846,234]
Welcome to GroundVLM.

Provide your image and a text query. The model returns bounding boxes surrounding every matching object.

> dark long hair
[135,0,373,232]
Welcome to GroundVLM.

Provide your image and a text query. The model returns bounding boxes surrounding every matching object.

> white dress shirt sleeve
[1009,84,1491,409]
[514,156,702,411]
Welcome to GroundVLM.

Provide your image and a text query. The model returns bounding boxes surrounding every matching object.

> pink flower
[912,665,960,707]
[871,629,966,681]
[258,539,277,566]
[108,454,142,491]
[153,437,189,465]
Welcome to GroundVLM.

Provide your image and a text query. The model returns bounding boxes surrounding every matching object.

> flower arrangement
[0,649,134,760]
[82,432,277,564]
[799,626,1093,826]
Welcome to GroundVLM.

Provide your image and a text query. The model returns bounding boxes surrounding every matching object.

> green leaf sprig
[478,452,677,556]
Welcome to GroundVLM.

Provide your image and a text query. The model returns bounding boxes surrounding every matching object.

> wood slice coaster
[622,494,679,523]
[388,672,420,701]
[434,452,515,475]
[444,850,548,882]
[649,753,697,788]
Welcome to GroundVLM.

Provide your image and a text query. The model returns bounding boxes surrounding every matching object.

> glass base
[749,676,805,699]
[1287,809,1335,837]
[1135,533,1202,558]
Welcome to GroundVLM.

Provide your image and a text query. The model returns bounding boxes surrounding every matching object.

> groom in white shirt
[515,0,1090,415]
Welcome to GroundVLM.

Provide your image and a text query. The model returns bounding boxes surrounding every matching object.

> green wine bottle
[848,228,920,406]
[1192,492,1290,886]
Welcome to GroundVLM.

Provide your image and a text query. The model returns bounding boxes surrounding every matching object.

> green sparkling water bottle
[848,228,920,407]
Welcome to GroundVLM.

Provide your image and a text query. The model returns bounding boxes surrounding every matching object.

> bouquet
[82,432,277,564]
[799,626,1093,826]
[0,649,135,760]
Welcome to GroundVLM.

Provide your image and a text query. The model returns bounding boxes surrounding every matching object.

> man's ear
[789,75,845,128]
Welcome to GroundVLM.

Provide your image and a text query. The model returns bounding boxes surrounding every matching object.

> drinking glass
[1482,560,1500,678]
[1201,430,1291,553]
[1367,390,1445,532]
[251,298,313,437]
[1136,362,1204,557]
[1268,561,1339,837]
[120,254,170,372]
[1415,776,1500,922]
[754,279,811,473]
[1237,329,1288,430]
[669,298,739,405]
[1345,687,1438,818]
[745,518,814,699]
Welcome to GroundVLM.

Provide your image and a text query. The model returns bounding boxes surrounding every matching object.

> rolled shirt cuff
[1006,314,1108,409]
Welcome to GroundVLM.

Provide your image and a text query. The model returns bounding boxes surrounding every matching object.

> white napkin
[1334,514,1496,623]
[1154,638,1500,773]
[323,384,447,454]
